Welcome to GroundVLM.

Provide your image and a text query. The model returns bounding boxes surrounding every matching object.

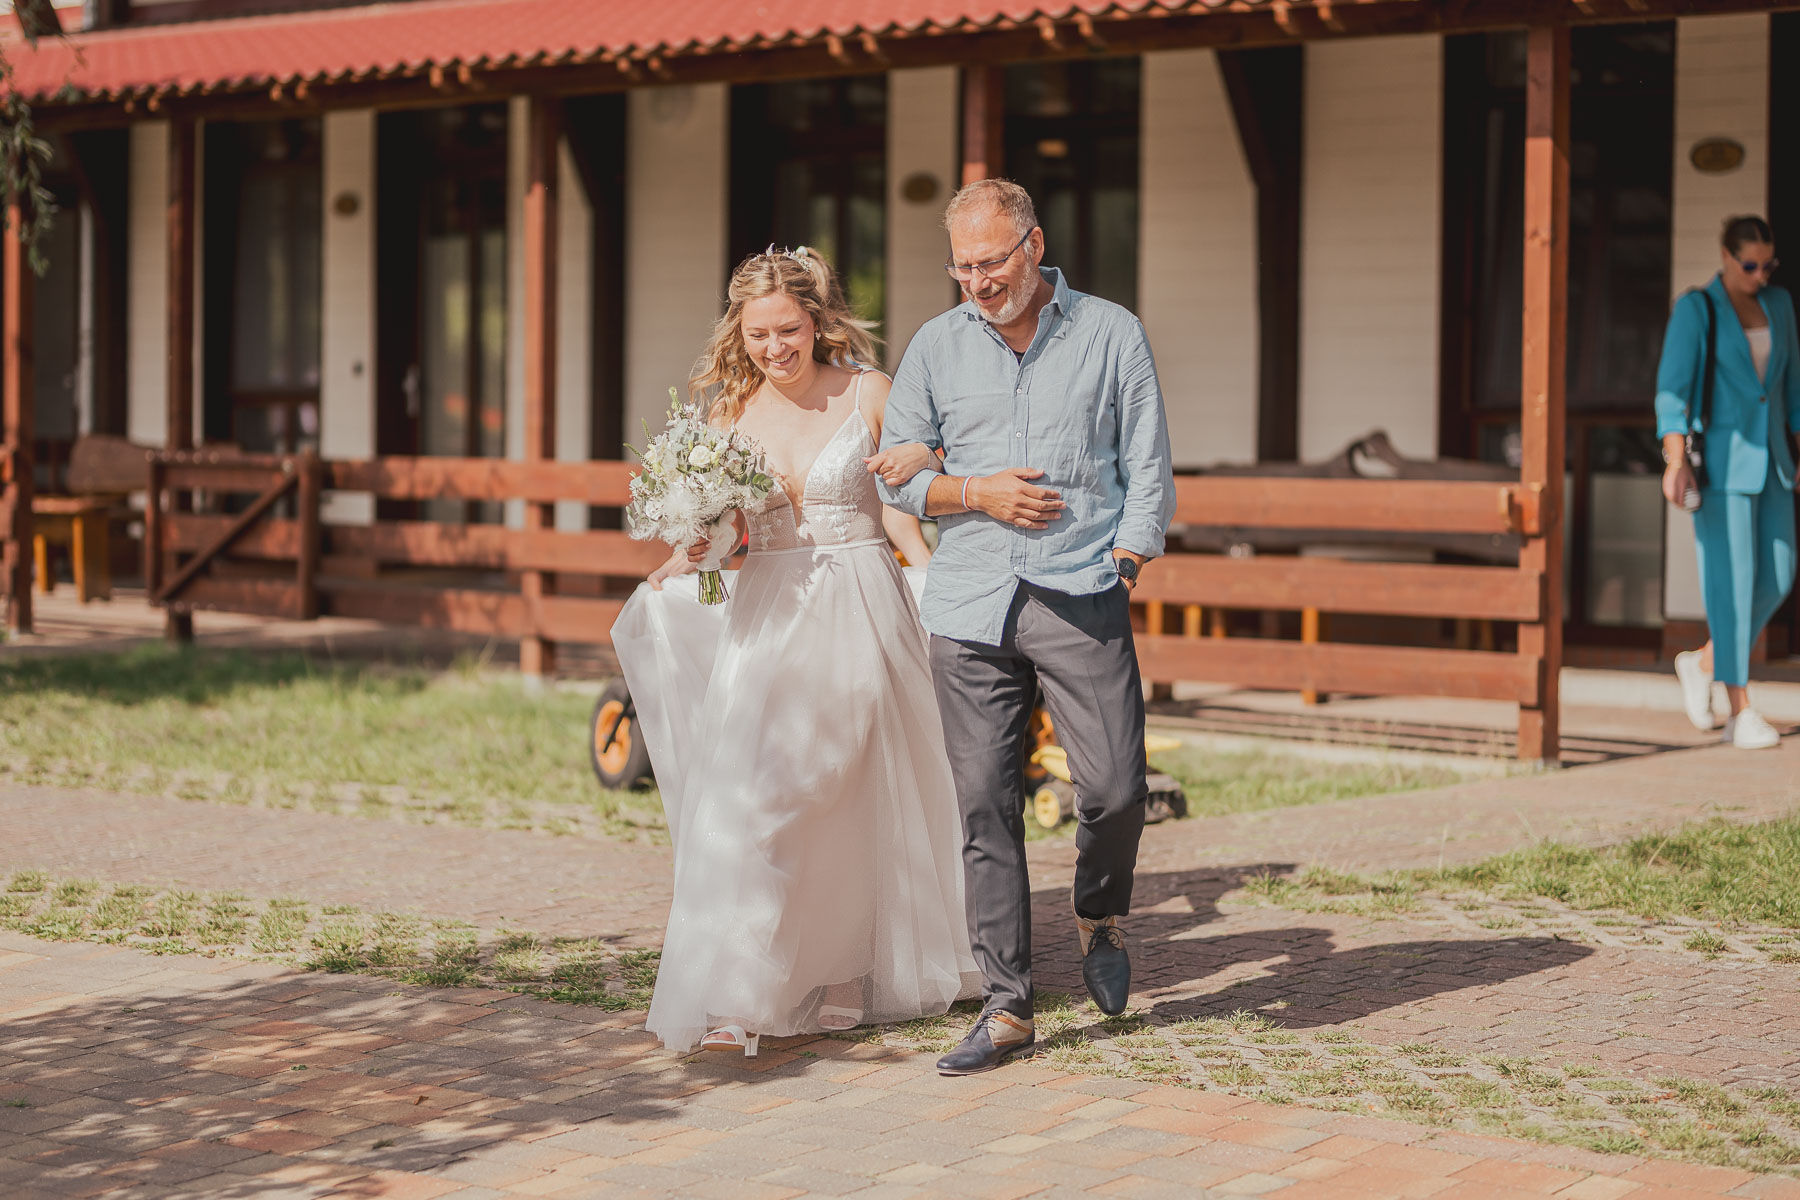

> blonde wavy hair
[690,247,879,425]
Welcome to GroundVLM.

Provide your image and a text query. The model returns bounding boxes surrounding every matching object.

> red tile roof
[5,0,1234,104]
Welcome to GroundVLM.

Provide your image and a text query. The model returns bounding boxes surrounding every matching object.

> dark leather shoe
[1079,915,1130,1015]
[935,1010,1036,1076]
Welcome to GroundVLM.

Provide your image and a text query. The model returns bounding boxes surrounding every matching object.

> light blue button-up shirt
[878,267,1175,646]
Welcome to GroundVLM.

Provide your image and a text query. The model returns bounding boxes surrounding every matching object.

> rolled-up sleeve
[1113,321,1175,559]
[1655,292,1704,439]
[875,329,943,518]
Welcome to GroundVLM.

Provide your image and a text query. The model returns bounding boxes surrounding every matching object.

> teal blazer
[1654,276,1800,495]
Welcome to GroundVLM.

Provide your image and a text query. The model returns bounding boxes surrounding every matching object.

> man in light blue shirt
[872,179,1174,1075]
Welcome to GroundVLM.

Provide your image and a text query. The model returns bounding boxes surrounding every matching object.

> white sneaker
[1673,650,1717,731]
[1723,709,1782,750]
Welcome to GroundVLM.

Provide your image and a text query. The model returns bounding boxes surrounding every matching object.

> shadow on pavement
[1029,863,1593,1028]
[0,957,852,1197]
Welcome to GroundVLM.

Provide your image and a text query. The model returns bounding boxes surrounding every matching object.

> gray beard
[975,270,1040,328]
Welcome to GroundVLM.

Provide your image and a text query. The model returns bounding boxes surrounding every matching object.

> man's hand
[1113,549,1148,591]
[967,468,1066,530]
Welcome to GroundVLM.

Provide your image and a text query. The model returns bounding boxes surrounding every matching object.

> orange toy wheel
[590,678,653,790]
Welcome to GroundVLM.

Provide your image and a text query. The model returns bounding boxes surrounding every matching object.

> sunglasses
[1738,258,1780,275]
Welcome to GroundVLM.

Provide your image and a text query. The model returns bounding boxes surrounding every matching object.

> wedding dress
[611,376,980,1053]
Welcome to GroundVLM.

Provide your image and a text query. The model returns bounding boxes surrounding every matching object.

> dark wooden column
[165,118,198,642]
[2,196,35,635]
[522,96,561,679]
[1517,24,1570,765]
[1219,47,1304,463]
[960,64,1004,187]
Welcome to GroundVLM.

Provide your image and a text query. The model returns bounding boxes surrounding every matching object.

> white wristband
[960,476,972,512]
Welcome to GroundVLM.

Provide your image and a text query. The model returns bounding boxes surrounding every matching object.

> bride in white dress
[611,247,980,1055]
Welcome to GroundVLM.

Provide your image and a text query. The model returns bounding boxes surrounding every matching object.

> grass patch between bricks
[1227,815,1800,966]
[0,868,657,1012]
[841,995,1800,1174]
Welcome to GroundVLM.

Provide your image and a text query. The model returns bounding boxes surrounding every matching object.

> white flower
[688,445,717,469]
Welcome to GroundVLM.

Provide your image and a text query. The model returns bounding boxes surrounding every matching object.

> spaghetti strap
[851,367,866,417]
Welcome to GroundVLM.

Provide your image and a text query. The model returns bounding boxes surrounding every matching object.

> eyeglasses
[944,229,1033,282]
[1739,258,1780,275]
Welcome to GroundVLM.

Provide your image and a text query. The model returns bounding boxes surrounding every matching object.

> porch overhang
[7,0,1796,129]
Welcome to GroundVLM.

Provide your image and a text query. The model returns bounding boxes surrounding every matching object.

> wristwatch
[1114,555,1140,584]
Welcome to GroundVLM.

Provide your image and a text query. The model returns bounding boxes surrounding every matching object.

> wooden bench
[31,435,149,603]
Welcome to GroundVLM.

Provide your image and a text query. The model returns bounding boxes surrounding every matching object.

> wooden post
[1517,24,1569,766]
[960,64,1004,187]
[2,197,33,635]
[1300,607,1324,706]
[295,449,321,620]
[1218,48,1304,463]
[166,119,198,643]
[521,96,560,681]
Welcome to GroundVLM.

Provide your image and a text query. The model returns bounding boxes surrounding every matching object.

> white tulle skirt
[611,544,980,1053]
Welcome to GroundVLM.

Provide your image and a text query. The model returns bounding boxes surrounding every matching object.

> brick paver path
[5,934,1796,1200]
[1,733,1797,1195]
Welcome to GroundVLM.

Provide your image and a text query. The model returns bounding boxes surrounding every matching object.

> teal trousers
[1692,474,1797,687]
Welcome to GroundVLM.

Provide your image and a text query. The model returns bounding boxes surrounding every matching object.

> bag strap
[1690,287,1717,434]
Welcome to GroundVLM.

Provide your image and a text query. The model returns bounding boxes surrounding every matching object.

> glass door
[418,172,507,525]
[1442,25,1675,644]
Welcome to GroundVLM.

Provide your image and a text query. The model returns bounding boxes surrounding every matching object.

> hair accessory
[763,243,812,263]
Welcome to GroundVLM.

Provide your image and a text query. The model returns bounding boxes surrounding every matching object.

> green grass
[1154,744,1463,820]
[1419,816,1800,928]
[0,646,661,837]
[0,646,1460,843]
[0,868,657,1011]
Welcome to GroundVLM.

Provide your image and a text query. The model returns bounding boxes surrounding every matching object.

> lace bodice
[745,400,885,552]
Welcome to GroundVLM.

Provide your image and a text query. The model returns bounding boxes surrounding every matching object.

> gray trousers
[929,581,1147,1019]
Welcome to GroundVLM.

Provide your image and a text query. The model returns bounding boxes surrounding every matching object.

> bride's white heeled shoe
[817,1004,862,1032]
[700,1025,760,1057]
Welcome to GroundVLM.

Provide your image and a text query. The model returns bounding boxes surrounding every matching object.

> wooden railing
[142,452,1554,759]
[1135,476,1549,709]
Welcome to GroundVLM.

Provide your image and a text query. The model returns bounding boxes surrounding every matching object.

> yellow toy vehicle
[1028,724,1189,830]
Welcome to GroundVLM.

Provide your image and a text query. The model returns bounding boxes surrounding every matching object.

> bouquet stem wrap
[694,513,737,605]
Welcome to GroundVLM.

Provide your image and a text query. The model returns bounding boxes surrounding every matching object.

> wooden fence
[139,450,1556,761]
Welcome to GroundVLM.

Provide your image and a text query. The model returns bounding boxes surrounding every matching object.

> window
[204,118,323,456]
[1004,59,1142,310]
[731,78,888,339]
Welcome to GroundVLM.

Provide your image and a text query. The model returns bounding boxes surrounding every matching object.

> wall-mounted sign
[900,171,940,205]
[1690,138,1746,175]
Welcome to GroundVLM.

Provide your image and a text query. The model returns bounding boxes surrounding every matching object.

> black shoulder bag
[1683,289,1717,499]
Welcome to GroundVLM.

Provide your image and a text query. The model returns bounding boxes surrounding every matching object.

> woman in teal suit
[1656,215,1799,750]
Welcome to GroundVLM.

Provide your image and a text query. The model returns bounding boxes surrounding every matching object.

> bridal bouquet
[626,388,775,604]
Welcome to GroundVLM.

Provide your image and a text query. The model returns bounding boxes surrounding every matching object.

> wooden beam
[522,94,561,679]
[1135,636,1540,705]
[1218,46,1304,463]
[166,514,670,576]
[1133,557,1542,623]
[1517,23,1570,766]
[959,63,1004,187]
[30,0,1800,134]
[165,118,198,642]
[1172,477,1542,536]
[326,456,636,505]
[2,198,34,635]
